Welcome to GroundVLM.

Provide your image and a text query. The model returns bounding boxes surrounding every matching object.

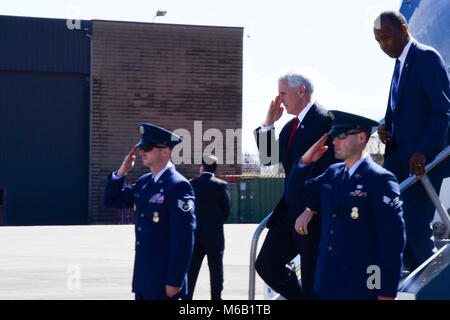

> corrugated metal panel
[0,15,91,74]
[0,15,91,226]
[237,177,284,223]
[228,183,240,223]
[0,71,90,225]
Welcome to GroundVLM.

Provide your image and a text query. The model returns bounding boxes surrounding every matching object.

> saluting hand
[117,146,137,177]
[263,95,284,127]
[300,134,329,165]
[377,124,391,144]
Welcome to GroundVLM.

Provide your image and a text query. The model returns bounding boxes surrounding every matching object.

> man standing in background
[185,155,231,300]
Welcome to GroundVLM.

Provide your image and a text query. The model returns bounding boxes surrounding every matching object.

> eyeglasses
[331,130,362,140]
[138,144,167,152]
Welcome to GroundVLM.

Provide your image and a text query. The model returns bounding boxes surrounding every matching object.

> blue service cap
[136,123,183,149]
[327,110,379,136]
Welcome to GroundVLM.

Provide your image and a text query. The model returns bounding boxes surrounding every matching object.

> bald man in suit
[374,11,450,271]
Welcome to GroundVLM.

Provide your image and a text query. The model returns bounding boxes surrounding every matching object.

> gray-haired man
[254,72,337,299]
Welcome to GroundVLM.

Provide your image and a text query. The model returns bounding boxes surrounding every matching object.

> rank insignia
[133,204,136,211]
[383,195,400,207]
[153,211,160,223]
[351,207,359,219]
[178,199,194,213]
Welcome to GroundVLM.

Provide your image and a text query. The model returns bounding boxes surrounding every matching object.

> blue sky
[2,0,402,153]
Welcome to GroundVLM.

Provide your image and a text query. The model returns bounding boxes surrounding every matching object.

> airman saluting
[103,123,196,300]
[290,111,406,300]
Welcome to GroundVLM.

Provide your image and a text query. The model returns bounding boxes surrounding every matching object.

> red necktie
[287,117,300,150]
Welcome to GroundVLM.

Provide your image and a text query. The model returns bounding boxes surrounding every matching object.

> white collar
[346,153,368,178]
[153,162,173,183]
[296,100,315,125]
[397,39,413,67]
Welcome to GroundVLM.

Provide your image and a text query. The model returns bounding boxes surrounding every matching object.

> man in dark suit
[253,73,336,299]
[185,155,231,300]
[374,11,450,271]
[293,110,405,300]
[103,123,196,300]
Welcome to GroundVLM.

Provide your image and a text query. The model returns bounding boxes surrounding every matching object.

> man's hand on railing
[409,152,427,179]
[300,134,329,165]
[377,124,391,144]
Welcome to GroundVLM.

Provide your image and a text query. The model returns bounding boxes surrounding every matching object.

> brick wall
[90,21,243,223]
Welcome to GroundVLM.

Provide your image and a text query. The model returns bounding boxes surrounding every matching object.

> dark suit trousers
[384,151,443,270]
[292,215,321,299]
[185,235,224,300]
[255,216,320,300]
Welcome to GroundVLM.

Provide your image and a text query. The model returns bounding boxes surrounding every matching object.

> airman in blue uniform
[290,111,406,299]
[102,123,196,300]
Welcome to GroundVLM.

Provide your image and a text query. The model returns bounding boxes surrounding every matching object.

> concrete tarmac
[0,224,267,300]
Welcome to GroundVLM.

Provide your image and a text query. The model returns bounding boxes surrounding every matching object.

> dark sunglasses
[331,130,362,140]
[138,144,167,152]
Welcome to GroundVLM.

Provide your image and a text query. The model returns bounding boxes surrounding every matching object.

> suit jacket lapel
[141,166,174,207]
[288,104,317,156]
[135,174,154,213]
[334,158,370,211]
[347,157,370,187]
[331,164,346,211]
[395,42,416,112]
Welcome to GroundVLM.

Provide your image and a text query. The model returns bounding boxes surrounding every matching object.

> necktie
[343,170,349,183]
[146,175,155,192]
[338,169,349,192]
[391,59,401,112]
[287,117,300,150]
[390,59,401,136]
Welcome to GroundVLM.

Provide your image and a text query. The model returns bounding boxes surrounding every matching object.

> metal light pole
[152,10,167,23]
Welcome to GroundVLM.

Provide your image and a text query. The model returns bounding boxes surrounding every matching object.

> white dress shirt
[345,153,369,178]
[397,39,414,79]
